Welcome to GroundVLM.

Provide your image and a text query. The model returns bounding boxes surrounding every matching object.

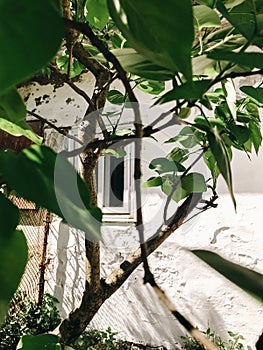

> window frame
[68,130,136,223]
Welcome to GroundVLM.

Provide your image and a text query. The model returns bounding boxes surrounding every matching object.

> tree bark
[59,194,201,345]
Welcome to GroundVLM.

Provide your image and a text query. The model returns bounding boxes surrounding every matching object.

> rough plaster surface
[45,194,263,349]
[20,76,263,348]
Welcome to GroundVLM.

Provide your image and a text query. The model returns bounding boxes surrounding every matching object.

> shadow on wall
[46,221,228,349]
[46,220,86,319]
[90,260,227,349]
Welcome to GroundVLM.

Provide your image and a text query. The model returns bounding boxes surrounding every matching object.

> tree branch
[103,193,202,297]
[27,110,83,144]
[103,192,219,350]
[48,64,96,110]
[213,68,263,85]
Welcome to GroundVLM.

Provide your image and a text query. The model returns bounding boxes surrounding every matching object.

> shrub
[0,291,61,350]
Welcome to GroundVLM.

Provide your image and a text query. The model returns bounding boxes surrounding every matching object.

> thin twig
[49,65,109,138]
[27,110,83,144]
[48,64,96,111]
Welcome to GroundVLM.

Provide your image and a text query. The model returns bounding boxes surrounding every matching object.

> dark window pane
[109,157,124,207]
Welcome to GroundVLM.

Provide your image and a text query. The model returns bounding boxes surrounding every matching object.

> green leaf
[160,174,202,202]
[86,0,110,30]
[0,145,102,240]
[249,120,262,154]
[216,0,263,48]
[97,48,174,81]
[223,0,246,9]
[193,5,221,29]
[107,0,194,81]
[135,78,165,95]
[0,193,20,235]
[203,148,221,185]
[178,108,191,120]
[0,119,42,145]
[0,0,63,94]
[107,90,126,104]
[104,148,126,158]
[192,55,218,77]
[227,124,250,145]
[156,80,211,105]
[149,157,185,174]
[56,55,86,78]
[17,334,61,350]
[207,50,263,69]
[196,0,216,7]
[0,229,28,325]
[193,115,211,132]
[207,128,236,209]
[142,176,163,188]
[181,173,207,193]
[165,127,199,149]
[167,147,189,163]
[161,175,183,201]
[192,250,263,303]
[240,86,263,106]
[0,193,27,324]
[0,88,26,122]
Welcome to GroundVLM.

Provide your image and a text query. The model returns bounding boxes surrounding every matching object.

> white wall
[20,74,263,349]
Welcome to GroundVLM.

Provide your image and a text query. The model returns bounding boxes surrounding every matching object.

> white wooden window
[96,144,135,222]
[67,133,135,223]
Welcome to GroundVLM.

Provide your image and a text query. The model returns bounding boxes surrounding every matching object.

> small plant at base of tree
[0,291,61,350]
[181,328,245,350]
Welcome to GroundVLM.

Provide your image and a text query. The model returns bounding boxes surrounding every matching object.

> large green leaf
[207,128,236,209]
[0,0,63,94]
[107,0,194,81]
[227,124,250,145]
[96,48,174,80]
[181,172,207,193]
[86,0,110,30]
[193,5,221,29]
[156,80,211,105]
[216,0,263,48]
[0,193,27,324]
[193,250,263,303]
[207,50,263,69]
[0,118,42,145]
[240,86,263,106]
[112,48,175,81]
[0,88,26,122]
[0,145,102,240]
[17,334,61,350]
[0,229,28,325]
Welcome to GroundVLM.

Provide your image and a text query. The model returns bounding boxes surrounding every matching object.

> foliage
[0,292,61,350]
[0,0,263,348]
[72,327,133,350]
[181,328,245,350]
